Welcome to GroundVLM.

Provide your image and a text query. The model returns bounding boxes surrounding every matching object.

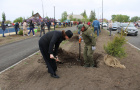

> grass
[10,66,15,69]
[24,62,28,65]
[36,53,39,55]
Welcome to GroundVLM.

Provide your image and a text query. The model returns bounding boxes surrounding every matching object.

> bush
[55,25,59,28]
[18,29,23,35]
[104,35,127,58]
[37,26,40,32]
[61,25,63,28]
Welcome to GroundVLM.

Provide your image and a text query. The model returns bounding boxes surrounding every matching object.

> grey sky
[0,0,139,22]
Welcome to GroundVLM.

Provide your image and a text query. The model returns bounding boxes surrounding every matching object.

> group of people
[39,20,99,78]
[1,19,52,37]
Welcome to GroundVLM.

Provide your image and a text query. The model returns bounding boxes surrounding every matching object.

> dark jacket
[41,22,45,29]
[39,31,65,56]
[29,22,34,28]
[15,22,19,29]
[2,21,6,30]
[47,21,51,27]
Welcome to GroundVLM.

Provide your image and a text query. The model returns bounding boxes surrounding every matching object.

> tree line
[1,11,140,24]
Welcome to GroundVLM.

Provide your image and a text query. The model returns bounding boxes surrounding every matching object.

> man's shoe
[51,74,60,78]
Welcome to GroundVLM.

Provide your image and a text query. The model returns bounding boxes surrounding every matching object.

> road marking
[127,42,140,51]
[0,50,40,75]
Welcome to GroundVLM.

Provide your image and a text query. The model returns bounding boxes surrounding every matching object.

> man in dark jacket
[28,20,35,36]
[46,20,51,32]
[1,21,6,37]
[39,19,45,37]
[15,22,20,35]
[39,30,73,78]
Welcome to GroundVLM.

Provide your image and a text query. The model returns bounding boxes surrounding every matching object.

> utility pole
[41,0,44,18]
[102,0,103,29]
[54,6,55,30]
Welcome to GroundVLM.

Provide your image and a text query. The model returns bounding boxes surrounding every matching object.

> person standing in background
[28,20,35,36]
[23,20,28,36]
[92,20,100,36]
[47,20,51,32]
[40,19,45,37]
[1,21,6,37]
[109,21,112,36]
[14,22,20,35]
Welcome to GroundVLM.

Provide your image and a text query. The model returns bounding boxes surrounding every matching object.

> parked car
[102,22,107,27]
[117,23,138,36]
[107,23,118,31]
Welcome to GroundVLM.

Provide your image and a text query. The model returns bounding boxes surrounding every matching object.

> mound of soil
[38,48,102,67]
[69,35,79,42]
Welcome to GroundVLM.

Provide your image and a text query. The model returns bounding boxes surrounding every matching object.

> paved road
[103,27,140,49]
[0,26,77,72]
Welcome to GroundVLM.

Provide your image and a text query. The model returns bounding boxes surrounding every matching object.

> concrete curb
[0,50,40,75]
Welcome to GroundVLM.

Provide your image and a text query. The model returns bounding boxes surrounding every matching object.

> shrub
[104,35,127,58]
[61,25,63,28]
[55,25,59,28]
[18,29,23,35]
[37,26,40,32]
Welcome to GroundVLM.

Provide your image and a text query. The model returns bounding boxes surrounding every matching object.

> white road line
[127,42,140,51]
[0,50,40,75]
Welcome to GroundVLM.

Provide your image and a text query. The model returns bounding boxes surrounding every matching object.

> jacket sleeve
[88,30,96,46]
[48,32,60,54]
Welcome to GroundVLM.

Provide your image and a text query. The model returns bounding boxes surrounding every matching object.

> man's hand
[55,56,60,62]
[92,46,96,50]
[50,54,54,59]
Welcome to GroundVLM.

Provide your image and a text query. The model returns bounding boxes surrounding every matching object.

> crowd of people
[1,20,75,37]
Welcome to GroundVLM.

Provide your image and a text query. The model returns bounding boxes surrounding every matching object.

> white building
[67,15,83,20]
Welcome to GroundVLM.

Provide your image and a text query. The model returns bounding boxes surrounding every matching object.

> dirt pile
[69,35,79,42]
[38,35,103,67]
[38,48,103,67]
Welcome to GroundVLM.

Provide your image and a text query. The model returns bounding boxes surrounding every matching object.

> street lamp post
[54,6,55,30]
[41,0,44,18]
[102,0,103,29]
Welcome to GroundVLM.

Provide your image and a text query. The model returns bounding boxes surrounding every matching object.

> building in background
[67,14,83,20]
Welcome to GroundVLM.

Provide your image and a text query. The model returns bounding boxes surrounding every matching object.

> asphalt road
[103,27,140,49]
[0,26,77,72]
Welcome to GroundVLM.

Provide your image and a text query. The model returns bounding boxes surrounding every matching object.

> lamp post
[102,0,103,29]
[41,0,44,18]
[54,6,55,30]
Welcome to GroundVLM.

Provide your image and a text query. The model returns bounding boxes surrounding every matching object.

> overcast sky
[0,0,140,22]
